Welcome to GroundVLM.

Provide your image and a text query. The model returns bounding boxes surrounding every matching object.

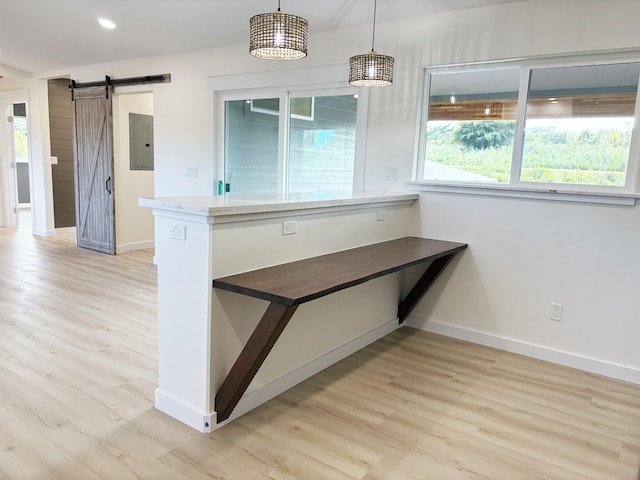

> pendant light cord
[368,0,378,52]
[277,0,281,12]
[371,0,378,52]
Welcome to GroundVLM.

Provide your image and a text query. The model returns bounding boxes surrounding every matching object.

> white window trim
[405,181,638,206]
[209,64,369,196]
[414,51,640,204]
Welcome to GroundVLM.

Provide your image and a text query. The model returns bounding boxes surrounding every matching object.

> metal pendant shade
[249,1,308,61]
[349,0,394,87]
[349,51,394,87]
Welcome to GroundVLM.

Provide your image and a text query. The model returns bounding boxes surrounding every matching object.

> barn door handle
[106,176,112,194]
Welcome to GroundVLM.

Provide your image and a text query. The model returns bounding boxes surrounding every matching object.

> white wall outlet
[185,166,198,177]
[50,156,58,165]
[384,166,398,181]
[283,221,296,235]
[550,303,563,321]
[377,210,386,221]
[169,224,186,241]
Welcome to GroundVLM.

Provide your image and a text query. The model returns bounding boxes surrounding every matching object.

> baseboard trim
[155,389,215,433]
[33,228,55,237]
[221,317,400,425]
[405,316,640,385]
[116,240,154,253]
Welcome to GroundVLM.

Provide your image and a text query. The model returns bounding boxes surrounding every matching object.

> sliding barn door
[72,86,115,254]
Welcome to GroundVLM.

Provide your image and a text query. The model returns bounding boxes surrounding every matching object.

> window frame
[414,53,640,198]
[211,64,369,197]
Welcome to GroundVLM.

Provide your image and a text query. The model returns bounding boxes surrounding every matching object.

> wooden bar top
[213,237,467,307]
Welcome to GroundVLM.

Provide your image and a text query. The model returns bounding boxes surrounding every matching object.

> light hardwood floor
[1,220,640,479]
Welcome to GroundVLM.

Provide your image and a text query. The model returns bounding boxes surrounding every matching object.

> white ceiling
[0,0,523,75]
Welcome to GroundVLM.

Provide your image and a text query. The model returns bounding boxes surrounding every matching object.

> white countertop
[139,190,418,217]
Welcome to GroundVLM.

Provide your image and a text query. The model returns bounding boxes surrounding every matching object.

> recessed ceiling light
[98,18,117,29]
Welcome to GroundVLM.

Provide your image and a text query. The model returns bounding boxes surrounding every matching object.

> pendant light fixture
[249,0,308,61]
[349,0,394,87]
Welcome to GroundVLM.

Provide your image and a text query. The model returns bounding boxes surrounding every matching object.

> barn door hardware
[70,73,171,100]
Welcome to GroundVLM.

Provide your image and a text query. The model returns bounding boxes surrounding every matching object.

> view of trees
[14,117,29,162]
[521,124,630,185]
[425,119,631,186]
[453,121,515,150]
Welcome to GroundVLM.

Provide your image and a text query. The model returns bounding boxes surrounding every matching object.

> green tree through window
[453,121,516,150]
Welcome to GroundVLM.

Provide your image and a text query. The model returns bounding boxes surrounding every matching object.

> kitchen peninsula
[140,191,465,432]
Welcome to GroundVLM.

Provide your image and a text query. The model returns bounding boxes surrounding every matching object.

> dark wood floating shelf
[212,236,468,423]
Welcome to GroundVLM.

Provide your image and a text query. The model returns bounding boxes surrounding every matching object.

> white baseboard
[116,240,155,253]
[159,315,640,433]
[219,317,400,426]
[32,228,55,237]
[155,318,399,433]
[405,316,640,385]
[155,389,215,433]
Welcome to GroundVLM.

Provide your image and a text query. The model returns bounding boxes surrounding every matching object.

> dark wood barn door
[72,86,115,254]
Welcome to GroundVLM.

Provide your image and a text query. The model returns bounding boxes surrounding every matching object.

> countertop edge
[139,191,419,217]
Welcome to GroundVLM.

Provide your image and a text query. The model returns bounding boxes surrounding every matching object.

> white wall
[368,0,640,379]
[3,0,640,378]
[113,92,155,252]
[407,194,640,381]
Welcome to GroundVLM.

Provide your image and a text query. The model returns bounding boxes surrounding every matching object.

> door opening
[13,103,32,231]
[113,92,155,254]
[0,98,29,230]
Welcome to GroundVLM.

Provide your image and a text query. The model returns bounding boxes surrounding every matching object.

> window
[13,115,29,164]
[521,63,639,187]
[287,94,358,194]
[225,97,280,194]
[424,67,520,184]
[419,56,640,194]
[222,89,360,196]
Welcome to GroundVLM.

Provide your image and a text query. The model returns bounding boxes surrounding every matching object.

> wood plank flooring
[1,220,640,479]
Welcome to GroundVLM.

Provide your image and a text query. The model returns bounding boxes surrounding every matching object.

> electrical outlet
[169,224,186,241]
[384,166,398,181]
[377,210,386,221]
[184,166,198,177]
[283,221,296,235]
[550,303,563,321]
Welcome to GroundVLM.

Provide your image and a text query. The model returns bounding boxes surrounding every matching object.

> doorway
[72,88,156,254]
[14,104,30,206]
[113,92,155,253]
[68,87,155,254]
[13,103,32,232]
[0,84,155,254]
[0,92,30,230]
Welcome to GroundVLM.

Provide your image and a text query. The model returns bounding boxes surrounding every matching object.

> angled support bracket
[215,303,299,423]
